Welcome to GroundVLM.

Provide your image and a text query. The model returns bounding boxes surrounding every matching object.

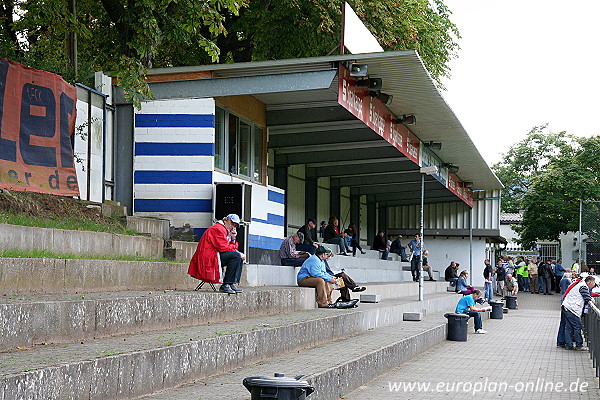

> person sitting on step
[279,232,310,267]
[188,214,245,294]
[455,289,489,334]
[456,270,475,295]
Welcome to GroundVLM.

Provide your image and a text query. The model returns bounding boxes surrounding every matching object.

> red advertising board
[337,64,420,165]
[0,59,79,196]
[447,172,474,208]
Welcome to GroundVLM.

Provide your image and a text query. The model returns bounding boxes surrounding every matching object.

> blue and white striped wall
[134,98,216,238]
[133,98,286,250]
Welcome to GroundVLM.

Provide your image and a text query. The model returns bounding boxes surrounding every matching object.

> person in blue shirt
[455,289,488,334]
[554,259,566,294]
[297,246,337,308]
[407,234,426,282]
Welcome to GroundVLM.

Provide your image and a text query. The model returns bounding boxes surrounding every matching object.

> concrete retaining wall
[0,288,315,351]
[126,216,170,239]
[171,240,197,261]
[0,295,456,400]
[0,223,163,259]
[0,258,192,295]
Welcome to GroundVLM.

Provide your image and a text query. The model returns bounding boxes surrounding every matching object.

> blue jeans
[296,244,316,255]
[280,257,306,267]
[220,252,243,284]
[484,282,493,300]
[411,255,421,281]
[539,276,546,293]
[523,277,530,292]
[563,307,583,349]
[557,307,567,346]
[465,310,483,331]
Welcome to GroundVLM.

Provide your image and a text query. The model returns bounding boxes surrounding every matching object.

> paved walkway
[348,293,599,399]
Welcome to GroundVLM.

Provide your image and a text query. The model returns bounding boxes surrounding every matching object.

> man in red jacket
[188,214,246,294]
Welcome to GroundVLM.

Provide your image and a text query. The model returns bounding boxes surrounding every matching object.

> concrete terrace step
[0,293,457,400]
[0,223,163,259]
[0,258,191,295]
[0,287,314,352]
[140,311,449,400]
[0,282,450,351]
[244,262,440,287]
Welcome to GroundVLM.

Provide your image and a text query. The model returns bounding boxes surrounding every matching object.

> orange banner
[0,59,79,196]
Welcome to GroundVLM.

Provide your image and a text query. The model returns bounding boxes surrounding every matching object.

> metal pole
[579,199,583,267]
[419,173,424,301]
[469,206,473,285]
[340,2,345,55]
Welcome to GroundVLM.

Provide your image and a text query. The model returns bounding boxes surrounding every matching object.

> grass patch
[0,248,180,263]
[0,211,140,236]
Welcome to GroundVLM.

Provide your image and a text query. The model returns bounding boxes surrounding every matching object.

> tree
[1,0,459,104]
[2,0,246,106]
[214,0,460,88]
[491,125,575,213]
[513,135,600,249]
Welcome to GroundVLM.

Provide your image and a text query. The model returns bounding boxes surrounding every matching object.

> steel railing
[583,301,600,387]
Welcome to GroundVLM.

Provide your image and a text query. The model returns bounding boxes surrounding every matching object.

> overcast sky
[440,0,600,166]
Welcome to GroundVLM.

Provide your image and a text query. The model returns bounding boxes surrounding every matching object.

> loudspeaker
[214,182,252,223]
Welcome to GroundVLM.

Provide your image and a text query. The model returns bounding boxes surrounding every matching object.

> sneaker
[361,251,367,255]
[352,286,367,292]
[574,347,589,351]
[557,343,565,348]
[428,278,436,281]
[219,284,235,294]
[475,329,487,334]
[229,284,243,293]
[322,304,337,309]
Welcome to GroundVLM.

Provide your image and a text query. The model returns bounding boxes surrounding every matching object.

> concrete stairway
[0,224,456,400]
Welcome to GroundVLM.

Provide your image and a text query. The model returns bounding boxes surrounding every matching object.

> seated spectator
[505,273,518,296]
[319,221,327,239]
[279,232,310,267]
[297,218,319,254]
[456,270,475,295]
[455,289,489,334]
[297,246,366,307]
[422,251,436,281]
[389,235,409,262]
[322,251,366,300]
[371,230,389,260]
[188,214,245,294]
[445,261,459,288]
[323,216,350,256]
[346,223,366,256]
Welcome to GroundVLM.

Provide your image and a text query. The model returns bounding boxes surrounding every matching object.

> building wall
[426,237,487,288]
[132,97,284,250]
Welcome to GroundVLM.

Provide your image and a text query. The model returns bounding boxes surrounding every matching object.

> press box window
[214,106,265,183]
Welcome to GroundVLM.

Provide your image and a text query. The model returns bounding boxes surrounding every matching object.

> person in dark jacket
[445,261,459,290]
[323,216,350,255]
[389,235,408,262]
[541,260,554,295]
[346,223,366,256]
[371,230,389,260]
[297,218,319,254]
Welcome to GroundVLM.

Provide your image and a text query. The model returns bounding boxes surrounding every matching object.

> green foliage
[0,248,179,262]
[221,0,460,87]
[509,135,600,249]
[2,0,458,103]
[491,125,575,213]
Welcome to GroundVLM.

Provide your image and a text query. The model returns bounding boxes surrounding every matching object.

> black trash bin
[243,373,315,400]
[505,295,517,309]
[489,300,504,319]
[444,313,469,341]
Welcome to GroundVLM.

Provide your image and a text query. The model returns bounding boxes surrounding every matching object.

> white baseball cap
[226,214,241,225]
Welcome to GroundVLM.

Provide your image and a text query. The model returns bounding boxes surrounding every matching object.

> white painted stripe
[134,156,214,171]
[134,184,213,199]
[135,127,214,143]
